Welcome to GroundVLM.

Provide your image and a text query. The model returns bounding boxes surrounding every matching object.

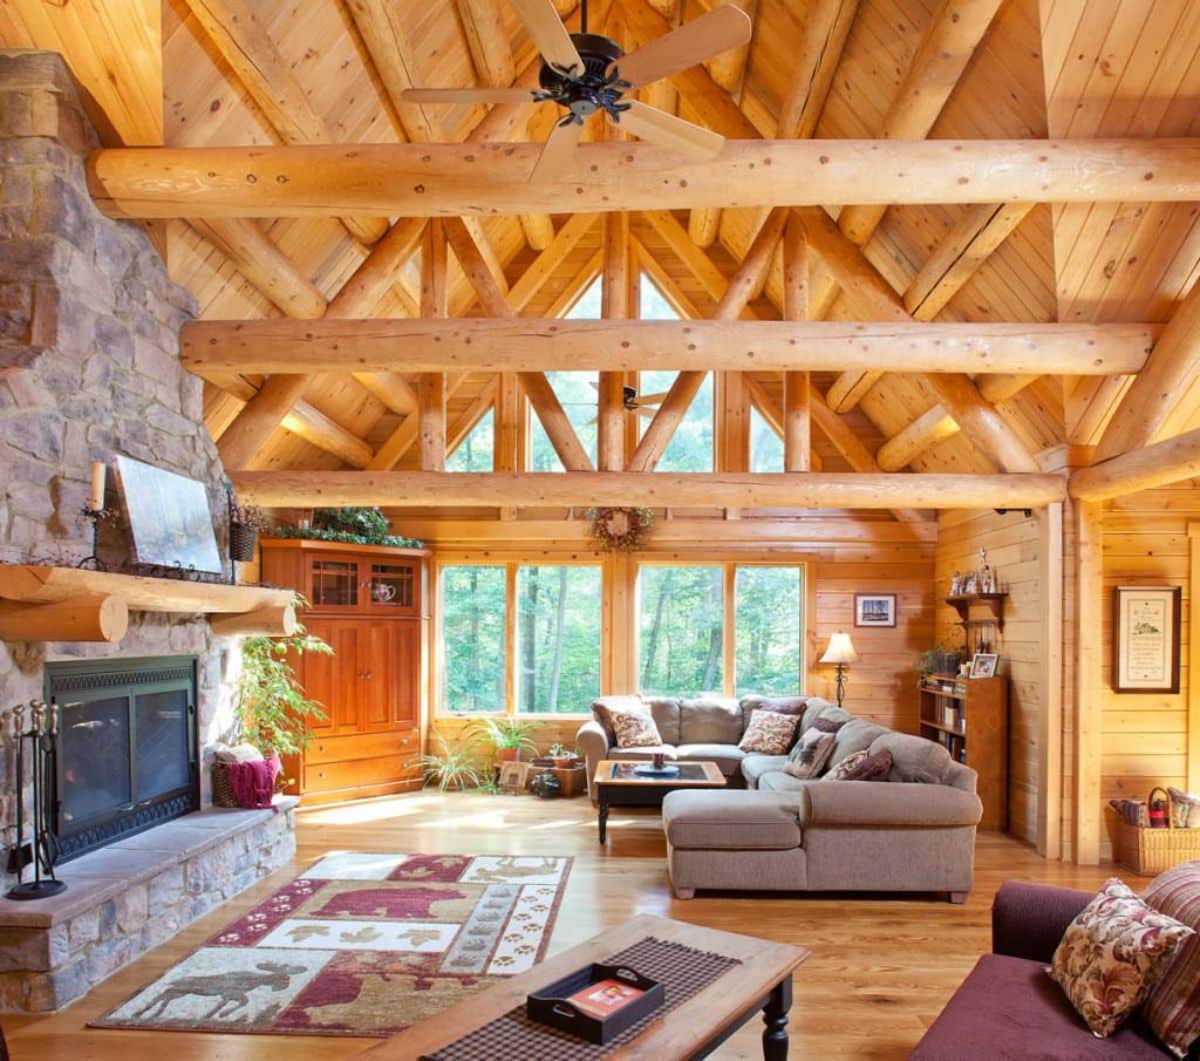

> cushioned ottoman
[662,790,805,899]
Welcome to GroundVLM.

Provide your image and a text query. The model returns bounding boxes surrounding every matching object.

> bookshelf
[918,672,1008,831]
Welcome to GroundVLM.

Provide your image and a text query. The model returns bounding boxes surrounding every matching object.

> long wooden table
[359,914,809,1060]
[594,760,727,843]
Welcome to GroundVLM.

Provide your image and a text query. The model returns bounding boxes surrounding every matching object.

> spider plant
[411,739,484,792]
[464,717,541,762]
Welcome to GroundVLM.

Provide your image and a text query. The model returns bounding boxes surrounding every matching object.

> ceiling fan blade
[616,101,724,161]
[402,87,541,104]
[612,5,753,89]
[530,118,583,182]
[637,407,658,418]
[509,0,583,73]
[633,391,671,405]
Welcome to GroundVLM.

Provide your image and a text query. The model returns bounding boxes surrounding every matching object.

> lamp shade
[820,631,858,665]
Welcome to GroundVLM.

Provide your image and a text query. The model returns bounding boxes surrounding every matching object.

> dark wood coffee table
[593,759,726,843]
[358,914,809,1060]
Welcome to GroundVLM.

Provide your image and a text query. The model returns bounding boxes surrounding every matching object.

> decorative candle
[49,701,59,737]
[89,461,106,512]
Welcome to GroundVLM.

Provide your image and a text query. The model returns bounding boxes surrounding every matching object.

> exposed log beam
[448,378,500,456]
[904,202,1035,320]
[837,0,1005,244]
[782,214,810,473]
[519,213,556,251]
[1071,427,1200,502]
[182,319,1156,375]
[368,374,469,472]
[417,373,446,471]
[923,373,1038,473]
[1093,276,1200,462]
[421,220,449,318]
[88,139,1200,219]
[283,402,374,468]
[352,373,417,415]
[454,0,516,86]
[232,470,1067,510]
[977,373,1037,405]
[444,216,513,318]
[217,374,309,470]
[190,219,326,319]
[325,217,427,318]
[180,0,386,244]
[638,210,760,318]
[599,213,629,471]
[743,375,822,472]
[776,0,859,137]
[508,212,600,311]
[876,406,959,472]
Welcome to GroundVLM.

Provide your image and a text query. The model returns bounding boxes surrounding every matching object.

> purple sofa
[911,881,1197,1060]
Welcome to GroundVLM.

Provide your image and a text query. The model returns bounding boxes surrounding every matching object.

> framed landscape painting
[855,594,897,628]
[1112,585,1181,694]
[115,456,223,574]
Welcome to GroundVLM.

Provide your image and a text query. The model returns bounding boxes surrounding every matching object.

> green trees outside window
[517,566,602,713]
[441,565,506,714]
[638,565,724,695]
[446,408,494,472]
[735,566,803,695]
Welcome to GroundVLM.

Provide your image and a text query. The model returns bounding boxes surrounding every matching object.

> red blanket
[227,755,282,810]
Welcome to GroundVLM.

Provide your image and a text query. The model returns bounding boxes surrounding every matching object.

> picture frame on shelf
[1113,585,1181,694]
[854,593,897,628]
[969,652,998,679]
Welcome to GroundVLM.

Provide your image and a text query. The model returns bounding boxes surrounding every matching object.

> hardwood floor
[3,791,1127,1060]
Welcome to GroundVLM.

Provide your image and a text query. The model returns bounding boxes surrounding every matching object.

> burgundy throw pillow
[824,749,893,782]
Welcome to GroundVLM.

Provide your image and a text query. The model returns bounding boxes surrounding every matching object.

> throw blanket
[227,754,282,810]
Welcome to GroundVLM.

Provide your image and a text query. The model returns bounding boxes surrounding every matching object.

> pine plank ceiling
[3,0,1200,500]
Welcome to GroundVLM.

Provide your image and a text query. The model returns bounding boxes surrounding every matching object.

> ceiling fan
[402,0,752,181]
[585,384,669,424]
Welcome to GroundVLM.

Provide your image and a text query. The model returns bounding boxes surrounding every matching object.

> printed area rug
[91,852,572,1038]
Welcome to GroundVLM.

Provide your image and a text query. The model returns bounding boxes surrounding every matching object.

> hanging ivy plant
[271,506,424,548]
[587,507,654,552]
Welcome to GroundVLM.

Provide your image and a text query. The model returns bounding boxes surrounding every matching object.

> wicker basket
[1112,787,1200,876]
[229,522,258,562]
[211,761,239,807]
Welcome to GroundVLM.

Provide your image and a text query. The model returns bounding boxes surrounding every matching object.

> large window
[637,563,805,697]
[750,406,783,473]
[440,565,506,714]
[517,566,602,713]
[638,566,724,695]
[447,408,494,472]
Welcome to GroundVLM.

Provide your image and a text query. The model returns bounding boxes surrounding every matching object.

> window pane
[639,370,713,473]
[735,566,803,696]
[517,566,601,713]
[638,566,723,695]
[441,566,506,714]
[750,405,783,472]
[529,371,598,472]
[566,275,602,319]
[447,408,494,472]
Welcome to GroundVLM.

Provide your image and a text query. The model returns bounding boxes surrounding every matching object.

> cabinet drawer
[306,730,418,765]
[304,754,423,793]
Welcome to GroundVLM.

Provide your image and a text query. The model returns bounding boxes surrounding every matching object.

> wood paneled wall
[1098,482,1200,859]
[936,509,1045,846]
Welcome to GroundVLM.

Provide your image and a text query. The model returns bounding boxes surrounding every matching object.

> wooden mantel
[0,566,296,644]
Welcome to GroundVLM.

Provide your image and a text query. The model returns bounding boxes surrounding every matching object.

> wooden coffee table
[357,914,809,1060]
[594,759,726,843]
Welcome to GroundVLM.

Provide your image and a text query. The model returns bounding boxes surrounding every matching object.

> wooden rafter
[87,139,1200,218]
[775,0,859,140]
[599,213,630,471]
[782,215,810,473]
[231,470,1068,510]
[1071,426,1200,502]
[217,375,309,470]
[637,211,761,318]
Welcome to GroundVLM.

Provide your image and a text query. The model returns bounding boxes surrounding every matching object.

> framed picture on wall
[1113,586,1181,693]
[854,594,897,628]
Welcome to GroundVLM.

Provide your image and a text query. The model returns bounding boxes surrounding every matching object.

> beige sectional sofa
[576,693,983,902]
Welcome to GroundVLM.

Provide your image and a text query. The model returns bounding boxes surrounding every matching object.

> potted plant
[466,717,540,763]
[548,742,578,769]
[270,506,423,549]
[411,738,484,792]
[916,639,963,679]
[229,501,269,562]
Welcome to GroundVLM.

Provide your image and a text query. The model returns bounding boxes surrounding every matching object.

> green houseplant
[548,742,578,768]
[412,738,485,792]
[466,716,541,763]
[271,506,423,549]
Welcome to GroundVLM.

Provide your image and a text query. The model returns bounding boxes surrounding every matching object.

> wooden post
[599,213,629,472]
[418,374,446,471]
[1074,500,1103,865]
[1189,524,1200,794]
[1038,502,1064,860]
[783,215,811,472]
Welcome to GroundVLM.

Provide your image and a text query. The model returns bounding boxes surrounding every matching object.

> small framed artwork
[498,762,529,793]
[115,455,222,573]
[1113,586,1181,693]
[855,594,897,628]
[969,653,998,679]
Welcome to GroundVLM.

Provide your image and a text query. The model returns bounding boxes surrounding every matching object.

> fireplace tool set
[6,700,65,901]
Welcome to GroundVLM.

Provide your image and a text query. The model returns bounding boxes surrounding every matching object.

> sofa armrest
[576,720,610,801]
[804,781,983,828]
[991,881,1093,963]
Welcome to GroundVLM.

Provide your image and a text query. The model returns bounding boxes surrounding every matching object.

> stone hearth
[0,50,297,1011]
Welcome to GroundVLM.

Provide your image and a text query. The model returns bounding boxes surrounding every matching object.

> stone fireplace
[0,51,296,1011]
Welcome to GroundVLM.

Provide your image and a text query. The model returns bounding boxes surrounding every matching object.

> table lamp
[820,632,858,708]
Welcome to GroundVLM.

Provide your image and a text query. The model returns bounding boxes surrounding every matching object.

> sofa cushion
[783,728,837,780]
[1143,861,1200,1058]
[869,730,952,784]
[611,709,663,749]
[679,697,743,744]
[644,696,682,746]
[805,780,982,827]
[1049,877,1194,1039]
[741,754,788,788]
[674,743,745,777]
[663,790,803,851]
[832,718,889,763]
[592,694,647,743]
[910,953,1170,1061]
[799,697,842,732]
[739,709,801,754]
[738,695,809,736]
[758,771,817,795]
[825,748,893,782]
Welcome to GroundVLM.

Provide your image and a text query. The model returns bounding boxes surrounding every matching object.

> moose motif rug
[92,852,572,1037]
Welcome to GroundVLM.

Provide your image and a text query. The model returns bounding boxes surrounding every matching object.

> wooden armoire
[260,539,429,804]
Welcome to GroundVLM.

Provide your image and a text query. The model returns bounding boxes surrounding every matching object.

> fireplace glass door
[46,657,199,862]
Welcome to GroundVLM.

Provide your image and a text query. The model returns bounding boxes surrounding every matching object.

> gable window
[750,404,784,472]
[446,407,494,472]
[529,371,598,472]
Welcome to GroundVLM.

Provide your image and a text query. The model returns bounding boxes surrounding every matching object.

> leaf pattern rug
[91,852,572,1037]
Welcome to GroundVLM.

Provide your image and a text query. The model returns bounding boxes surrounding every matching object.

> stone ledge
[0,796,298,928]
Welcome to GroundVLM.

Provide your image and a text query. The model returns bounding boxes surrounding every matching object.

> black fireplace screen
[45,656,199,863]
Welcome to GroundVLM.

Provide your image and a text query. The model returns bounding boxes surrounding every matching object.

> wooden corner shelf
[943,591,1008,635]
[0,565,295,643]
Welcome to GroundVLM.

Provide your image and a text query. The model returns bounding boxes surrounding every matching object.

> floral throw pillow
[738,709,800,755]
[1142,861,1200,1058]
[1048,877,1195,1038]
[824,749,893,782]
[783,728,837,779]
[610,710,663,749]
